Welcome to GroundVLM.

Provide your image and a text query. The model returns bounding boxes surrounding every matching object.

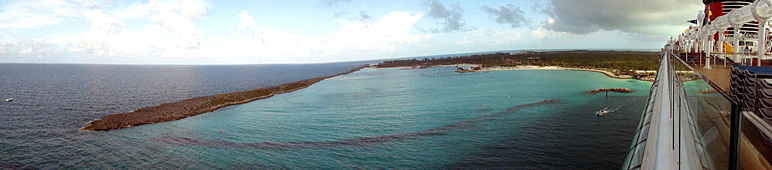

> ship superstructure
[624,0,772,169]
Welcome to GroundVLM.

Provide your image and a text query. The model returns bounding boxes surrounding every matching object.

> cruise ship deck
[623,49,772,170]
[679,51,772,169]
[622,0,772,169]
[689,61,732,93]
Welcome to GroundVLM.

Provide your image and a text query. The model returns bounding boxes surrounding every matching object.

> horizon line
[0,48,660,66]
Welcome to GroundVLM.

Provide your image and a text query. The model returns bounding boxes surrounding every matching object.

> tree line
[377,50,659,75]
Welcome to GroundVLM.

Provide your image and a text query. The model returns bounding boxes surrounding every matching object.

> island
[81,65,369,131]
[83,51,657,131]
[588,88,633,93]
[377,50,659,81]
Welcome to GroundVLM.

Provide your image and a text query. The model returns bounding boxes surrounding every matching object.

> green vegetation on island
[377,50,659,77]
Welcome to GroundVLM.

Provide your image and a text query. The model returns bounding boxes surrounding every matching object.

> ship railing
[649,48,772,170]
[727,64,772,169]
[622,49,717,170]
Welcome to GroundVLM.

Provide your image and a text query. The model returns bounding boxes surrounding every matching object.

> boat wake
[156,99,559,149]
[595,105,622,116]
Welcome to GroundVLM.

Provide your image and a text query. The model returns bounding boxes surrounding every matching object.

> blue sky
[0,0,702,64]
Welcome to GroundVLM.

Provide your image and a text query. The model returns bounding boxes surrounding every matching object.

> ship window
[740,41,754,46]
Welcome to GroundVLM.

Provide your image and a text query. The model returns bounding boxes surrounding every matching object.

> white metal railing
[678,0,772,66]
[623,49,714,170]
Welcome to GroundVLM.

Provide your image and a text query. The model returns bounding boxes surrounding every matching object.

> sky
[0,0,703,64]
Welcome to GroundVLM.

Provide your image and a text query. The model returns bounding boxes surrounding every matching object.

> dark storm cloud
[481,4,529,28]
[540,0,701,35]
[423,0,466,33]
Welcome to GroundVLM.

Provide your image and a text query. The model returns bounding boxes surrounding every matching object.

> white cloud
[544,17,555,25]
[0,0,84,29]
[234,9,297,56]
[531,21,569,40]
[176,0,208,18]
[324,11,428,52]
[531,27,548,39]
[74,0,207,58]
[237,10,256,30]
[233,10,431,63]
[0,38,63,58]
[109,2,152,20]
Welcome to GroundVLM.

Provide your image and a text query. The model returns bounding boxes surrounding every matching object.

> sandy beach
[383,64,651,80]
[475,65,632,79]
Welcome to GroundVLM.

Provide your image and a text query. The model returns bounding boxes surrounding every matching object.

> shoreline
[483,66,658,82]
[382,65,654,81]
[476,66,634,79]
[375,50,658,81]
[81,65,369,131]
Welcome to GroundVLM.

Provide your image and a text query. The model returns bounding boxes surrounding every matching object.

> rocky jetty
[82,65,369,131]
[588,88,633,94]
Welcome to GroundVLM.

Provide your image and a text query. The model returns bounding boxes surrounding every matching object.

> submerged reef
[157,99,559,149]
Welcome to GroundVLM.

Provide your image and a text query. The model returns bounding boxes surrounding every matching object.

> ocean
[0,63,650,169]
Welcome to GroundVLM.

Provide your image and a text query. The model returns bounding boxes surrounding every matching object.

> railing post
[758,19,767,66]
[729,102,741,170]
[734,27,741,63]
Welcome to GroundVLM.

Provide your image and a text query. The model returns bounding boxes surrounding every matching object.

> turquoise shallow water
[134,66,650,169]
[1,64,651,169]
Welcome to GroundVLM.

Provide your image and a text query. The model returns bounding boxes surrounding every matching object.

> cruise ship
[622,0,772,169]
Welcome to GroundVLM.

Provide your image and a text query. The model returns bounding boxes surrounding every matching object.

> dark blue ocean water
[0,62,370,169]
[0,63,649,169]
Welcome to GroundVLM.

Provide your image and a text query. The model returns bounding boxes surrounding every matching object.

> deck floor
[690,63,732,93]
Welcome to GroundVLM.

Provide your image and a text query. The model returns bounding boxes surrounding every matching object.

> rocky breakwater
[588,88,633,94]
[82,65,369,131]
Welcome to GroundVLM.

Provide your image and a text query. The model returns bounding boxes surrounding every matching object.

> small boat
[596,110,609,116]
[596,105,622,116]
[4,98,13,102]
[596,106,610,116]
